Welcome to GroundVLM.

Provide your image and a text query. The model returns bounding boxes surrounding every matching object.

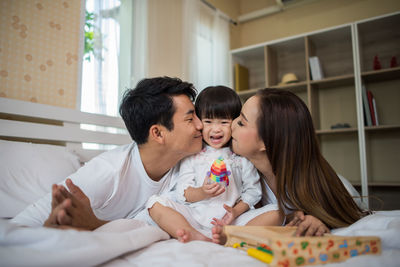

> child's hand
[211,204,235,226]
[202,175,225,198]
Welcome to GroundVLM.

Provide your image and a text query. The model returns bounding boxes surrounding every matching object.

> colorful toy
[224,226,381,266]
[208,157,231,187]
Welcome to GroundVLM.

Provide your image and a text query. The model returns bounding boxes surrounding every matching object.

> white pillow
[0,140,81,218]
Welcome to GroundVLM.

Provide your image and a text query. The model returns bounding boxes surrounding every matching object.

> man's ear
[149,125,165,144]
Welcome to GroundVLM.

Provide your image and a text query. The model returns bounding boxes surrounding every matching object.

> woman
[213,88,367,241]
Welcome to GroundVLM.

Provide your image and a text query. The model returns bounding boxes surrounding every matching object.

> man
[12,77,203,230]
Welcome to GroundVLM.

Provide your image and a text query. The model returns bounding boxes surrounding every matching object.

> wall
[234,0,400,49]
[207,0,241,50]
[147,0,183,78]
[2,0,398,108]
[0,0,83,109]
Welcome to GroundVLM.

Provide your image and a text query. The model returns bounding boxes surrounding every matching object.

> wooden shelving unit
[231,12,400,209]
[361,67,400,82]
[316,128,358,135]
[365,125,400,131]
[309,74,354,89]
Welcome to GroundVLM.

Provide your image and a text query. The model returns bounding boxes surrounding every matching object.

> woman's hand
[286,211,330,236]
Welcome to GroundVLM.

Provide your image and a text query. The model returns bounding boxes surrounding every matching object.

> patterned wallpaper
[0,0,82,109]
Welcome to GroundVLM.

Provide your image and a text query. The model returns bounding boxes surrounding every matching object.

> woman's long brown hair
[256,88,367,228]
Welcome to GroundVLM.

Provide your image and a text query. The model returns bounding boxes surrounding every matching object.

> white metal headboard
[0,97,132,162]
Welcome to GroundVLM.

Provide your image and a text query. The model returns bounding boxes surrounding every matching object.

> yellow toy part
[247,248,274,264]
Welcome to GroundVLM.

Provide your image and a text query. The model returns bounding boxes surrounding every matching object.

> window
[80,0,133,117]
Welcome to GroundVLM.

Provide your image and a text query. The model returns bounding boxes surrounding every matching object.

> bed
[1,97,399,267]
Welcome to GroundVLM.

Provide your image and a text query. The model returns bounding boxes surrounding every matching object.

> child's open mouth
[210,135,223,144]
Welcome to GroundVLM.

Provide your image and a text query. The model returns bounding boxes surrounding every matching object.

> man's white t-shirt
[12,143,179,226]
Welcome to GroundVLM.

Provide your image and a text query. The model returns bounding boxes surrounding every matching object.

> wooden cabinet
[231,12,400,209]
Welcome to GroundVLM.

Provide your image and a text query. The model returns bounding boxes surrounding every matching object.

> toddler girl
[144,86,280,242]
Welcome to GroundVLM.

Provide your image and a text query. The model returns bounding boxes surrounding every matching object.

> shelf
[236,88,263,98]
[232,46,266,90]
[353,182,400,187]
[270,81,308,92]
[266,37,307,85]
[237,82,308,97]
[231,12,400,206]
[361,67,400,83]
[316,127,358,135]
[310,74,354,89]
[365,124,400,131]
[316,125,400,134]
[307,26,354,78]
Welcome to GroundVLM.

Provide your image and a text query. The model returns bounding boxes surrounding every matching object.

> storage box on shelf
[231,12,400,209]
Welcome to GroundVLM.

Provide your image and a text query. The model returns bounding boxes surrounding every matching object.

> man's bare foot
[176,228,211,243]
[211,225,227,245]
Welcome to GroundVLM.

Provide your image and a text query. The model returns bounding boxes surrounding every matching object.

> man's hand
[44,184,71,227]
[201,175,225,198]
[286,211,330,236]
[44,179,107,231]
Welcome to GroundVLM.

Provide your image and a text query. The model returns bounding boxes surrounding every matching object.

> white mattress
[1,211,400,267]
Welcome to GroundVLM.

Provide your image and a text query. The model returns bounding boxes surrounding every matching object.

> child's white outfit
[139,145,265,236]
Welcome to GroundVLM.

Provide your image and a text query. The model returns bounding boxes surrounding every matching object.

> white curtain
[81,0,121,116]
[81,0,148,116]
[182,0,230,93]
[212,10,230,88]
[131,0,148,90]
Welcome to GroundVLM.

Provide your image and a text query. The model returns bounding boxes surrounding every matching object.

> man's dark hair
[195,86,242,120]
[119,77,197,145]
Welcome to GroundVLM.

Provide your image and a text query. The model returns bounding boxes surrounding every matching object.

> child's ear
[149,125,165,144]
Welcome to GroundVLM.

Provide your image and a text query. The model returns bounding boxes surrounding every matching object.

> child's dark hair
[195,86,242,120]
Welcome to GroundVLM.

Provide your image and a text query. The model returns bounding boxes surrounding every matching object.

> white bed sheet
[1,211,399,267]
[103,210,400,267]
